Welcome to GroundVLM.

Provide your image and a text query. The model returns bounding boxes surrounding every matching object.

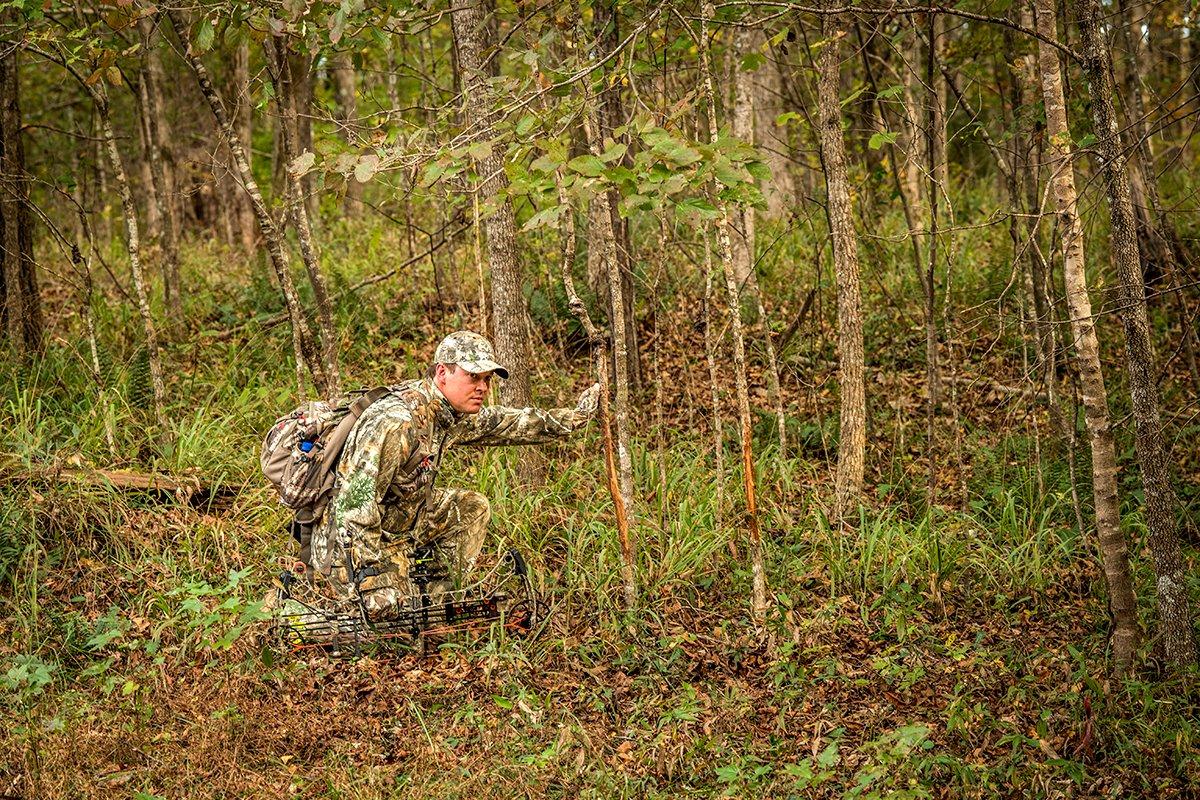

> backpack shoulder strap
[314,387,392,479]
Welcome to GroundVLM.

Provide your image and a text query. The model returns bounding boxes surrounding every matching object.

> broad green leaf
[600,141,627,163]
[868,131,898,150]
[515,115,538,137]
[713,158,745,188]
[775,111,803,127]
[420,162,445,187]
[676,198,720,219]
[567,154,606,177]
[746,161,772,182]
[876,84,905,100]
[530,154,561,174]
[521,205,564,231]
[195,18,215,53]
[740,52,765,71]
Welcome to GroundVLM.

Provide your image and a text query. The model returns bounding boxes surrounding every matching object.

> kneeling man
[309,331,598,613]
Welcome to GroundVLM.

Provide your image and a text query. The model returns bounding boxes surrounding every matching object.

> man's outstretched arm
[455,383,600,447]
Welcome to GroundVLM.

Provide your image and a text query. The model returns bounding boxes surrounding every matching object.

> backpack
[261,387,390,567]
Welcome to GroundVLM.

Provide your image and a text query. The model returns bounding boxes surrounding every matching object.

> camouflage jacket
[310,378,585,575]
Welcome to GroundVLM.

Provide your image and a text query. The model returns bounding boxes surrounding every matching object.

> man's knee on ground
[460,490,490,528]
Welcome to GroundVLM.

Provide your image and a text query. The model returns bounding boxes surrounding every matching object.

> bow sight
[269,547,541,657]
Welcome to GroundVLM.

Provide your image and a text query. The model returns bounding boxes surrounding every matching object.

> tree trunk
[815,10,867,520]
[167,9,327,398]
[567,143,638,609]
[701,231,727,532]
[138,15,181,319]
[135,78,161,243]
[332,54,362,216]
[923,12,946,488]
[0,45,42,355]
[269,35,342,398]
[1114,0,1200,388]
[93,84,168,433]
[1035,0,1139,673]
[593,0,641,392]
[732,26,788,457]
[232,39,257,251]
[731,25,760,297]
[753,45,795,218]
[701,8,768,619]
[450,1,533,408]
[1076,0,1197,670]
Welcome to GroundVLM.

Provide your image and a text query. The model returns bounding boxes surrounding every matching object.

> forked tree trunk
[270,35,342,398]
[815,10,867,520]
[450,1,533,408]
[701,9,768,619]
[166,9,327,397]
[92,83,168,432]
[557,177,636,610]
[1076,0,1197,670]
[1034,0,1138,673]
[0,45,42,355]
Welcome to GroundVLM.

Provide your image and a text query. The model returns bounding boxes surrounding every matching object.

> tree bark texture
[701,9,767,619]
[924,12,945,418]
[451,1,533,409]
[270,35,342,398]
[702,231,726,532]
[93,83,168,432]
[271,50,316,223]
[332,54,362,216]
[0,46,42,354]
[585,108,636,541]
[815,12,867,519]
[138,15,181,319]
[1035,0,1138,672]
[593,0,641,392]
[231,39,257,251]
[1114,0,1200,388]
[558,178,637,610]
[167,9,327,398]
[1076,0,1196,669]
[731,25,788,457]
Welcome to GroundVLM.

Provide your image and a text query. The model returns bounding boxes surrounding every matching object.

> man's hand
[574,382,601,425]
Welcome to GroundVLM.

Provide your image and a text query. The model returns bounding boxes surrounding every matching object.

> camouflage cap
[434,331,509,379]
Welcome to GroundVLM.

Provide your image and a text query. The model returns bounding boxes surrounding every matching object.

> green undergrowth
[3,212,1199,797]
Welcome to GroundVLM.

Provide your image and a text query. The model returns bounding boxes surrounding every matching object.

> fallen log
[0,455,240,511]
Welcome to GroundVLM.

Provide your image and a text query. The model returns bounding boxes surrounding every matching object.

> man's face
[435,363,493,414]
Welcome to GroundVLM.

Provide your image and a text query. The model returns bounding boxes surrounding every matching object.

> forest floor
[3,228,1199,799]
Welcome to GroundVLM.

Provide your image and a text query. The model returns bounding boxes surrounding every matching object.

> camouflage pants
[327,488,490,614]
